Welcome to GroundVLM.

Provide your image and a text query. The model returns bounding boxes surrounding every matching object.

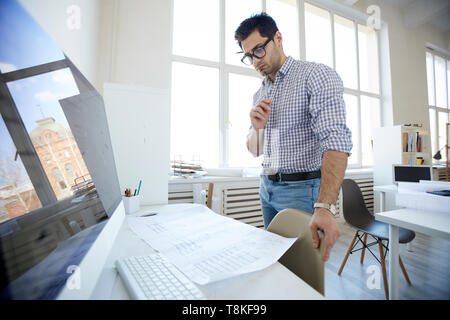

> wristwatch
[314,202,338,217]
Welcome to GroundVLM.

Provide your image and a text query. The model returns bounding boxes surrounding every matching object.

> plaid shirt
[252,56,352,174]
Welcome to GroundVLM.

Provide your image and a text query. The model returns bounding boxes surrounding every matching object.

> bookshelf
[400,125,431,165]
[373,124,432,212]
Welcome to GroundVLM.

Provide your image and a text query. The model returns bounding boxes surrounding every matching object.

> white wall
[96,0,172,93]
[19,0,102,91]
[354,0,449,129]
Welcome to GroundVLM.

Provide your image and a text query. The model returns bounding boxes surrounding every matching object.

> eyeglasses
[238,38,272,66]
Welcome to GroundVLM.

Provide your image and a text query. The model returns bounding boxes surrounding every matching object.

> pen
[137,180,142,195]
[140,212,158,217]
[134,189,137,196]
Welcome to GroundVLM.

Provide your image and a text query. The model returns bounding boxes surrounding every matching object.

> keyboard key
[115,253,206,300]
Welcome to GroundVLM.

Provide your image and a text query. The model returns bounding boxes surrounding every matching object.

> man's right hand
[250,99,272,130]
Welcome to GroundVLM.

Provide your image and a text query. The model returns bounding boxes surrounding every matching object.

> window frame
[0,57,94,208]
[169,0,383,169]
[426,48,450,163]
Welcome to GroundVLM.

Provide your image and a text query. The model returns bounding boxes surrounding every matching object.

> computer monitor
[392,164,434,183]
[0,0,123,299]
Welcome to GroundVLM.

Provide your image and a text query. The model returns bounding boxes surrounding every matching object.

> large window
[426,51,450,162]
[304,3,381,167]
[171,0,382,168]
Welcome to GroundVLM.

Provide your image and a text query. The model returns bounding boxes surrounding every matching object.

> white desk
[93,204,324,300]
[373,184,398,212]
[375,208,450,300]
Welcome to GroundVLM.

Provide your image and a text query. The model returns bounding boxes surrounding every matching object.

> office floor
[324,220,450,300]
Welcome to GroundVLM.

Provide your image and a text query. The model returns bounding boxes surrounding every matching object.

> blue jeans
[259,175,321,229]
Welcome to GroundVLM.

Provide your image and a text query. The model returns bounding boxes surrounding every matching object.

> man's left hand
[309,207,342,261]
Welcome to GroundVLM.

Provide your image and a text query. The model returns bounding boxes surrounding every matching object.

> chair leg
[338,231,358,276]
[378,240,389,300]
[399,256,412,286]
[360,233,368,264]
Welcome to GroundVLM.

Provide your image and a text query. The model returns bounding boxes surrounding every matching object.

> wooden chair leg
[360,233,368,264]
[378,240,389,300]
[338,231,358,275]
[399,256,412,286]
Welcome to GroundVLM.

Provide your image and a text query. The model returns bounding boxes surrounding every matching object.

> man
[235,13,352,262]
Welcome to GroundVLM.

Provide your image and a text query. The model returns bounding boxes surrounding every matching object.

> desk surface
[373,184,398,193]
[375,208,450,240]
[94,204,324,300]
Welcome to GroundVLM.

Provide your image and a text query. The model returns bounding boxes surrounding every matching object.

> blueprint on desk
[127,204,296,285]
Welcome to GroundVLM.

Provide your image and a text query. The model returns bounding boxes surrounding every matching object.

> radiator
[222,186,264,228]
[168,188,194,204]
[169,174,374,228]
[436,167,449,181]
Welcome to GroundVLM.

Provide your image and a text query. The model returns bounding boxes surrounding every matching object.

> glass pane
[429,108,437,157]
[171,62,219,167]
[226,0,261,67]
[435,56,447,108]
[438,111,449,161]
[0,0,64,73]
[266,0,299,59]
[7,68,92,201]
[343,94,359,165]
[172,0,219,62]
[358,24,379,94]
[0,117,42,223]
[426,52,435,106]
[304,3,332,67]
[334,15,357,89]
[228,73,263,167]
[361,96,381,166]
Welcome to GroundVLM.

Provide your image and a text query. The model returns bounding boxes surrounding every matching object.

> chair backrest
[341,179,373,228]
[267,208,325,295]
[206,183,214,209]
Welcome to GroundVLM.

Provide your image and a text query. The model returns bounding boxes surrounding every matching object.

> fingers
[322,227,341,261]
[309,216,341,262]
[257,100,272,113]
[250,108,267,120]
[309,222,320,249]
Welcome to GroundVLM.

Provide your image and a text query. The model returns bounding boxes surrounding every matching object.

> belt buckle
[276,172,282,182]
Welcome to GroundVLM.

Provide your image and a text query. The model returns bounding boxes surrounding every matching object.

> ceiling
[336,0,450,33]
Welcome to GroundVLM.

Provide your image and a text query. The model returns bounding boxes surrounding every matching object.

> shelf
[402,152,428,155]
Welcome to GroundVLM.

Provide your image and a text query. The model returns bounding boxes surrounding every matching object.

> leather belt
[267,170,321,182]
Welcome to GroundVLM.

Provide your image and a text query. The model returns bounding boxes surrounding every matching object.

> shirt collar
[278,56,294,78]
[261,56,294,85]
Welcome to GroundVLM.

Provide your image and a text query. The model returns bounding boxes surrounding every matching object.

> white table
[93,203,324,300]
[373,184,398,212]
[375,208,450,300]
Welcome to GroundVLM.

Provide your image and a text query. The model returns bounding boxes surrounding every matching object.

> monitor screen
[393,165,432,183]
[0,0,121,299]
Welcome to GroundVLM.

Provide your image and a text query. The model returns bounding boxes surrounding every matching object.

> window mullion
[220,0,227,167]
[0,81,57,205]
[298,0,306,61]
[330,11,336,70]
[356,94,362,167]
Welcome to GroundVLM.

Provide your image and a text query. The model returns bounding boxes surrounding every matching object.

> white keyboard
[115,253,206,300]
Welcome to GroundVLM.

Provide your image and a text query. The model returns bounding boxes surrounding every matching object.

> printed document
[127,204,296,285]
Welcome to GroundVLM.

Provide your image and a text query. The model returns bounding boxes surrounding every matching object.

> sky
[0,0,78,186]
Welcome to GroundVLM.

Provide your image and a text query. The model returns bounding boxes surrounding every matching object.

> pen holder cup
[123,195,140,214]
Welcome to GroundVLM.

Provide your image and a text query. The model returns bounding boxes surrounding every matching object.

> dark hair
[234,12,279,50]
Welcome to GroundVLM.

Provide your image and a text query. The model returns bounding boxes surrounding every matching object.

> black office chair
[338,179,415,299]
